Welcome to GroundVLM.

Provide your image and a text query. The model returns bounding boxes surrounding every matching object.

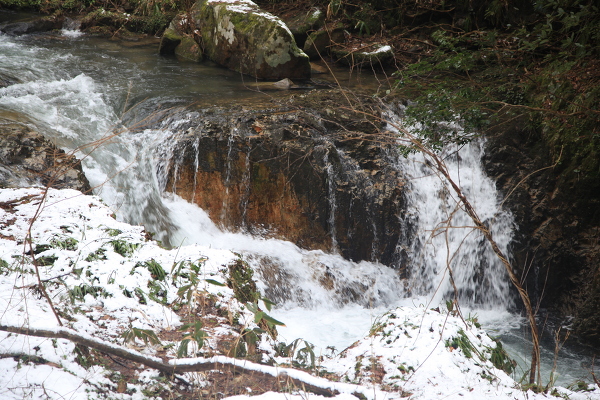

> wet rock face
[191,0,311,79]
[0,14,64,35]
[0,117,91,192]
[482,115,600,346]
[163,93,406,266]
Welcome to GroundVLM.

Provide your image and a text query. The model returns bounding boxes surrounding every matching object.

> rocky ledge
[161,90,407,267]
[0,114,90,192]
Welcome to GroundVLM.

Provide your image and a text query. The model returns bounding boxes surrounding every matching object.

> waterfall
[398,141,514,309]
[239,147,252,230]
[388,110,515,310]
[325,150,339,253]
[0,32,516,313]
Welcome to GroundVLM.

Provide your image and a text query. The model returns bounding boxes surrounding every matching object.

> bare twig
[400,130,541,384]
[24,189,63,327]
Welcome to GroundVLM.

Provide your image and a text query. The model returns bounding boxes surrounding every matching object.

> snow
[206,0,295,37]
[0,187,599,399]
[364,45,392,55]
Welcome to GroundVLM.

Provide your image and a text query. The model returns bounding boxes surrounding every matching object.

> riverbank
[0,185,599,399]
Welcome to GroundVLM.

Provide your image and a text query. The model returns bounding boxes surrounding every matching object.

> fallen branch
[0,323,348,398]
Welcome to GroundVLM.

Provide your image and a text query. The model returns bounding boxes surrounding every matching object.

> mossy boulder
[191,0,310,79]
[175,36,203,61]
[158,27,182,55]
[283,7,325,46]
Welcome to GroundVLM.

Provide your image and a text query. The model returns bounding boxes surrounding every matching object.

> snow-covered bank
[0,187,598,400]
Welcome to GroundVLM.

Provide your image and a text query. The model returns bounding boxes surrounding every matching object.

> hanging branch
[401,132,541,385]
[331,99,543,385]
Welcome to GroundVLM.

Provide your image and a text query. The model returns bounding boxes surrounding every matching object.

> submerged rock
[0,72,20,89]
[0,115,90,192]
[191,0,311,79]
[0,14,64,35]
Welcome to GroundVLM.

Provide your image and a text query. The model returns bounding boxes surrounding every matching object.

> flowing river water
[0,15,596,386]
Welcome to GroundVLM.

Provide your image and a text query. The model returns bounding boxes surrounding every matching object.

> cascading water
[398,139,514,310]
[220,135,237,226]
[0,25,593,384]
[325,150,339,253]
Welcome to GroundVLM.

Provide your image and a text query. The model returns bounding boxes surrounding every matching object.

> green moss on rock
[159,27,182,55]
[192,0,310,79]
[175,36,203,61]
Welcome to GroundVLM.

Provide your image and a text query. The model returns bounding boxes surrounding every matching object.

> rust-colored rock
[163,92,406,265]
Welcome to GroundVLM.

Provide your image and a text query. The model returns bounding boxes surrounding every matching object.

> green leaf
[205,278,225,287]
[261,313,286,327]
[261,296,276,312]
[254,311,265,324]
[245,302,258,314]
[177,339,190,358]
[177,284,193,297]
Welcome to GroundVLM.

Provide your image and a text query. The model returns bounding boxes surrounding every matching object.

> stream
[0,15,596,386]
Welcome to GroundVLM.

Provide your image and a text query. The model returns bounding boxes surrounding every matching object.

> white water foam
[387,113,515,311]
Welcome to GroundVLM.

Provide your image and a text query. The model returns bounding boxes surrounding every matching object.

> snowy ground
[0,187,599,400]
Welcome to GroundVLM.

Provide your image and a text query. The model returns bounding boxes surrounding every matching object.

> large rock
[282,7,325,47]
[162,90,406,266]
[303,25,345,60]
[0,114,91,192]
[191,0,311,79]
[158,26,182,55]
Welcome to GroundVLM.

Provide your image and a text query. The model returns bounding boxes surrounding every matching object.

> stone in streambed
[158,27,182,55]
[191,0,310,79]
[283,7,325,46]
[175,36,203,62]
[303,25,345,60]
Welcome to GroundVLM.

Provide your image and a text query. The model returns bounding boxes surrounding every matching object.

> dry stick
[500,146,563,208]
[591,355,600,387]
[23,189,63,327]
[408,135,541,385]
[0,324,338,397]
